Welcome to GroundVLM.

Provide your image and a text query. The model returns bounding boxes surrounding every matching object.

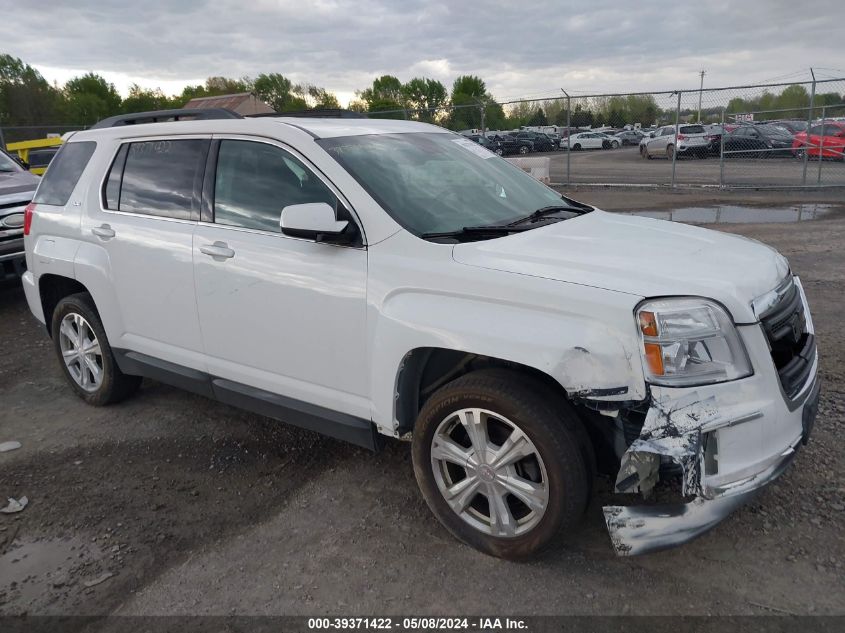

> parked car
[792,122,845,160]
[464,134,503,156]
[640,124,709,159]
[701,124,725,155]
[495,134,534,155]
[565,132,609,150]
[762,120,808,136]
[514,131,556,152]
[613,130,644,146]
[0,147,40,279]
[597,133,621,149]
[722,125,795,158]
[23,111,819,559]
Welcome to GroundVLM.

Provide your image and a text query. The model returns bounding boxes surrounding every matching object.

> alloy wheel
[58,312,104,392]
[430,408,549,538]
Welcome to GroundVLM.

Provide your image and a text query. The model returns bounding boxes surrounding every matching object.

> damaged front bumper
[602,280,819,556]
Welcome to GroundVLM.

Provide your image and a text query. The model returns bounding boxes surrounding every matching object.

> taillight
[23,202,35,236]
[677,134,687,141]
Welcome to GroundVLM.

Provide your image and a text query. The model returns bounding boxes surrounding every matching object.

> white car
[22,112,819,558]
[640,124,709,159]
[563,132,609,150]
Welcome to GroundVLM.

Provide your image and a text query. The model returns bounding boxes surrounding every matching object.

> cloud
[1,0,841,103]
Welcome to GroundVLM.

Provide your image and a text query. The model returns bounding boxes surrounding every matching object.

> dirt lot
[1,190,844,624]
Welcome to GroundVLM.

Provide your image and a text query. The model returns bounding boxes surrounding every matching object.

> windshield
[318,132,571,236]
[0,150,22,173]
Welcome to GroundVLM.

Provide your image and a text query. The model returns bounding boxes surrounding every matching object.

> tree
[359,75,405,118]
[527,107,547,126]
[448,75,504,131]
[121,84,176,114]
[0,54,66,125]
[65,73,121,125]
[401,77,448,122]
[253,73,306,112]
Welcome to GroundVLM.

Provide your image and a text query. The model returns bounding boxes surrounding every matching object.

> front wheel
[572,143,581,151]
[52,293,141,406]
[412,370,590,560]
[666,144,675,160]
[518,145,529,154]
[611,141,620,149]
[495,147,504,156]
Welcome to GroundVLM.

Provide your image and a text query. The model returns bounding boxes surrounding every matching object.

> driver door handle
[200,241,235,260]
[91,224,115,239]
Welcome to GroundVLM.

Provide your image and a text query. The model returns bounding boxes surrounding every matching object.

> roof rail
[90,108,243,129]
[246,108,368,119]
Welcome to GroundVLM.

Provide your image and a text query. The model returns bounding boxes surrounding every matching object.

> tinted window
[214,140,337,233]
[117,139,208,219]
[680,125,705,134]
[33,141,96,206]
[28,149,58,168]
[103,144,129,210]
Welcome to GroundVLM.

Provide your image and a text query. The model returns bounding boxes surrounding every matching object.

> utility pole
[697,70,706,122]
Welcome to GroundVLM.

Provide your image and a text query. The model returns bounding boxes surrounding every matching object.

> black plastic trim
[91,108,242,129]
[112,349,379,451]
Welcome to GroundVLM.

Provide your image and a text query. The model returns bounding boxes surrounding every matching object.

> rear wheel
[495,147,504,156]
[412,370,590,560]
[666,144,675,160]
[611,140,620,149]
[572,143,581,151]
[518,145,529,155]
[52,293,141,406]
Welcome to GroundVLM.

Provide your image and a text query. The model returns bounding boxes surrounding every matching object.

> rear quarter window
[32,141,97,206]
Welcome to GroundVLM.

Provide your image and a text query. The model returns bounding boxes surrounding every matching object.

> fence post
[802,73,816,186]
[719,108,726,188]
[563,90,571,186]
[817,105,826,185]
[671,91,681,188]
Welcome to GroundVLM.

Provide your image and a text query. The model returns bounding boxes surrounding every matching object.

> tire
[51,292,141,406]
[412,369,590,560]
[518,145,529,155]
[611,141,620,149]
[495,147,503,156]
[666,144,675,160]
[572,143,581,151]
[640,145,649,159]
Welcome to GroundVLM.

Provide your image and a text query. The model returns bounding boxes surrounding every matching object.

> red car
[792,121,845,159]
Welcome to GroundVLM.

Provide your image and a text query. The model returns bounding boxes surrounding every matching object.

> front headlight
[636,298,752,387]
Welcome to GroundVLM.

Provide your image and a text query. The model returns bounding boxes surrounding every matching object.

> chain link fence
[3,78,844,189]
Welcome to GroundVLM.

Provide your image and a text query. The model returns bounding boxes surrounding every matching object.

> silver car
[640,124,709,159]
[0,148,40,279]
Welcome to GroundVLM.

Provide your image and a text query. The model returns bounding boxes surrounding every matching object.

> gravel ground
[1,191,843,624]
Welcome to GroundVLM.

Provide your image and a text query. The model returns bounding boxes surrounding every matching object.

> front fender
[367,233,647,434]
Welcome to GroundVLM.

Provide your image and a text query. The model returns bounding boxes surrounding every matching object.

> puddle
[0,537,105,607]
[623,203,839,224]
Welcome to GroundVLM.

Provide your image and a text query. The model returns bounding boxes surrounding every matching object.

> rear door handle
[91,224,115,239]
[200,241,235,260]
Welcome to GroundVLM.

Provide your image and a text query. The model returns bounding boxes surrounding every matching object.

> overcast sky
[2,0,843,105]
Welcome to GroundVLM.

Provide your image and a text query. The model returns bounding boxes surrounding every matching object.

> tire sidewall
[51,294,121,406]
[412,377,587,559]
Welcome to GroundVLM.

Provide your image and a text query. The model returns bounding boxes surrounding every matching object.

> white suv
[22,113,819,558]
[640,124,709,159]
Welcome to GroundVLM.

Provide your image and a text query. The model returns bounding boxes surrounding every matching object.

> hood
[0,170,39,204]
[452,210,789,323]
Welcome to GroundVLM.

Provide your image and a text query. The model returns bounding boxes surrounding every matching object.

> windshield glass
[0,150,22,173]
[318,132,569,236]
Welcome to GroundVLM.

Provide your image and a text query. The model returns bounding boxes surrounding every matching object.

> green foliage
[401,77,448,122]
[448,75,505,131]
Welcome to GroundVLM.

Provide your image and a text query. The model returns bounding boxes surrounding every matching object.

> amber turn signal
[643,342,665,376]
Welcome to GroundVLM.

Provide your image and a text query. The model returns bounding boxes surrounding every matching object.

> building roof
[183,92,275,115]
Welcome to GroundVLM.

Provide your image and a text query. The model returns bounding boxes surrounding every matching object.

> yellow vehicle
[6,137,63,175]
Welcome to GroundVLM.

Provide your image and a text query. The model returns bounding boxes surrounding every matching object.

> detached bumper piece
[604,439,799,556]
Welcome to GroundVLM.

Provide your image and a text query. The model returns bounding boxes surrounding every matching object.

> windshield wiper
[421,224,532,240]
[506,205,583,226]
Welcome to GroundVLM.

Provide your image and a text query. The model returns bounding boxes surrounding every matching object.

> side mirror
[280,202,350,243]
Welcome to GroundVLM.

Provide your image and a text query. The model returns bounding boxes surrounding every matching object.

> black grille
[760,282,815,399]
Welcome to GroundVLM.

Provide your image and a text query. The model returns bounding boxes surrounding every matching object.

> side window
[105,139,208,219]
[213,140,337,233]
[32,141,97,206]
